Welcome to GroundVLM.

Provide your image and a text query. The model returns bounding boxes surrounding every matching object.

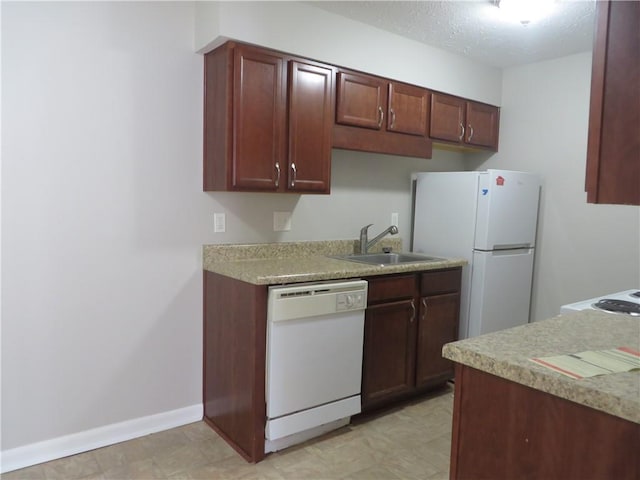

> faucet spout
[359,224,399,254]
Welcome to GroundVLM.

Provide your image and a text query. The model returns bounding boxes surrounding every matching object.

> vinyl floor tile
[4,386,454,480]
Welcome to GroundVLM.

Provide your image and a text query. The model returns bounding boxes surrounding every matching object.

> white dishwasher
[265,279,367,453]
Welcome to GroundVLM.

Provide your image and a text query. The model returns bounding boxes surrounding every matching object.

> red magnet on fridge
[496,176,505,186]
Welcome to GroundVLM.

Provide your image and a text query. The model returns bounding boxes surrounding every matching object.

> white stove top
[560,289,640,315]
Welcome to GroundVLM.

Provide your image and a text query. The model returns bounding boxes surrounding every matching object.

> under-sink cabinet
[203,42,334,193]
[362,269,461,411]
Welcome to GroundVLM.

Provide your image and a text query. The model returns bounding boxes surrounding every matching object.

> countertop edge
[203,256,467,285]
[442,323,640,424]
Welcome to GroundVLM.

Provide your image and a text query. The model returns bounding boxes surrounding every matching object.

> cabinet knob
[390,108,396,129]
[274,162,281,188]
[459,122,465,141]
[467,124,474,142]
[378,106,384,128]
[290,162,297,188]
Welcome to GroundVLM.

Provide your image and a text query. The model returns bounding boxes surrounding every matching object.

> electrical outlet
[273,211,292,231]
[391,212,399,227]
[214,213,226,233]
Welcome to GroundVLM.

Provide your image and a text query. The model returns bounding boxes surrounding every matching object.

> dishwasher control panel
[336,291,366,311]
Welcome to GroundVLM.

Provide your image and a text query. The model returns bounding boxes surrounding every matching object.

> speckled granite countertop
[203,239,466,285]
[443,311,640,423]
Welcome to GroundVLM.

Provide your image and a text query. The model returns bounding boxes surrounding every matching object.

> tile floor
[2,385,454,480]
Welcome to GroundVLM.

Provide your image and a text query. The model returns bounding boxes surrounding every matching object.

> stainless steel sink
[331,252,445,266]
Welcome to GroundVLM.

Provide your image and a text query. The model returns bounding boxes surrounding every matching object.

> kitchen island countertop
[203,240,467,285]
[443,310,640,423]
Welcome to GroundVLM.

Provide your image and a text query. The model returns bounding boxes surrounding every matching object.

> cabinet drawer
[420,268,461,296]
[367,274,417,303]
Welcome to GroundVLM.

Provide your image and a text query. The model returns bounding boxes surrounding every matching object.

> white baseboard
[0,404,203,474]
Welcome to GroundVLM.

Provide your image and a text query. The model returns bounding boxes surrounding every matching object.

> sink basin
[331,252,445,266]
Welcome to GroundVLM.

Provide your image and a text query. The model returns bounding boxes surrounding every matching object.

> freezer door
[474,170,540,251]
[412,171,479,257]
[467,248,534,337]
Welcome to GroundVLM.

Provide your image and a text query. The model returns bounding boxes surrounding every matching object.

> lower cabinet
[362,298,417,405]
[202,266,462,461]
[362,268,462,411]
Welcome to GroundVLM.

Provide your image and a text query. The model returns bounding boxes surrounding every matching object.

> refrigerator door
[412,172,479,257]
[474,170,540,251]
[467,248,535,337]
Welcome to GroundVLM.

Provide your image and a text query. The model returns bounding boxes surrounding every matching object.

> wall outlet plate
[273,211,292,231]
[214,213,226,233]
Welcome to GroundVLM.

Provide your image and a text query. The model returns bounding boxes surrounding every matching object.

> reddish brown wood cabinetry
[416,292,460,387]
[450,365,640,479]
[203,271,267,462]
[362,274,417,407]
[362,268,462,411]
[204,42,333,193]
[586,0,640,205]
[430,92,500,151]
[203,266,461,460]
[333,70,432,158]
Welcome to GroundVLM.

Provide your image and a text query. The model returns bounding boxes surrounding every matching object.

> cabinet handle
[410,300,416,323]
[290,162,297,188]
[390,108,396,129]
[422,298,428,321]
[468,124,474,142]
[274,162,280,188]
[459,122,465,141]
[377,106,384,128]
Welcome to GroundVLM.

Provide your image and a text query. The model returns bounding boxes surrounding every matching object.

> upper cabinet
[332,70,433,159]
[335,72,387,130]
[203,41,500,187]
[585,0,640,205]
[430,92,500,151]
[203,42,333,194]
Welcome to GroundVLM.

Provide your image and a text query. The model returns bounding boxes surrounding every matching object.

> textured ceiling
[310,0,596,68]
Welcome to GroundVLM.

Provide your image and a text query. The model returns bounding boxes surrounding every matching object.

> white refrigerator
[412,170,541,339]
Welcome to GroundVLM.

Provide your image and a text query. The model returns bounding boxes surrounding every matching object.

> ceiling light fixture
[496,0,556,25]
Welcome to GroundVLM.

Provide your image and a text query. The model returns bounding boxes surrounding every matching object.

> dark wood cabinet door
[336,72,386,130]
[362,299,417,406]
[415,292,460,387]
[287,60,333,193]
[586,0,640,205]
[466,101,499,149]
[232,46,286,190]
[387,82,430,136]
[430,92,466,143]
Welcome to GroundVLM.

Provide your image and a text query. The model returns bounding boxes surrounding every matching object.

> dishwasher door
[266,280,367,442]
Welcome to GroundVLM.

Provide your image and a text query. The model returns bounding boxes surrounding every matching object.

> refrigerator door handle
[491,243,533,251]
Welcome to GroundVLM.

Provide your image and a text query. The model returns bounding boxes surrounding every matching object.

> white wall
[194,1,504,106]
[5,1,636,472]
[477,52,640,321]
[1,0,207,454]
[2,1,493,470]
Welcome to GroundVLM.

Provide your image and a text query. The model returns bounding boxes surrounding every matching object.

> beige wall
[477,52,640,320]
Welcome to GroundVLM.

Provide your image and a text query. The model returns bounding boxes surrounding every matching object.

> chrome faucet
[360,224,399,254]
